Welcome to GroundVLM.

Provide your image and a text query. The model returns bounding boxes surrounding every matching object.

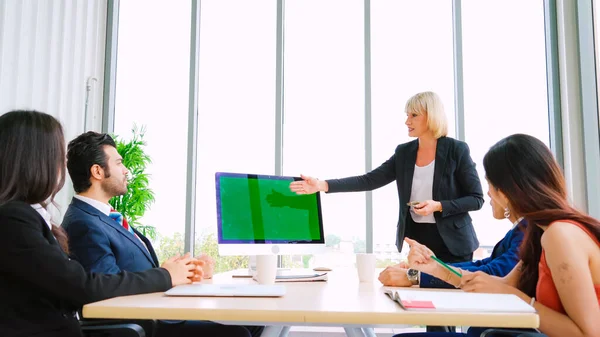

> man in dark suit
[62,131,261,337]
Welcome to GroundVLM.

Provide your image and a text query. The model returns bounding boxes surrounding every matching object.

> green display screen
[216,173,324,243]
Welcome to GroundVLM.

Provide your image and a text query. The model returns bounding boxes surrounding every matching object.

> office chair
[480,328,548,337]
[80,320,146,337]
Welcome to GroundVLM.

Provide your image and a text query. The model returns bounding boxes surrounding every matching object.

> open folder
[384,288,536,313]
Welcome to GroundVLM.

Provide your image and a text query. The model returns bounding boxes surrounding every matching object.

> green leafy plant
[109,125,157,240]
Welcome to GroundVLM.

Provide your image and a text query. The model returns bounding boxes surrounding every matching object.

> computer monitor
[215,172,326,256]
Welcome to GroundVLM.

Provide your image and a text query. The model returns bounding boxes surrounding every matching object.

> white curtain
[0,0,108,221]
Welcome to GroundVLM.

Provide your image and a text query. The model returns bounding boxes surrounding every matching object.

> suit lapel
[402,140,419,202]
[98,216,157,266]
[433,137,449,198]
[133,227,159,267]
[489,238,504,259]
[72,199,156,267]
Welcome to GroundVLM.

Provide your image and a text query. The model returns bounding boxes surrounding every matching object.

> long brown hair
[483,134,600,296]
[0,110,69,253]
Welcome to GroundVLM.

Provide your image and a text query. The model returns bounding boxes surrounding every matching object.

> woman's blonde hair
[405,91,448,139]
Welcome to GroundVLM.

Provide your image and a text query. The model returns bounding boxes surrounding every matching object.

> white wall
[0,0,108,217]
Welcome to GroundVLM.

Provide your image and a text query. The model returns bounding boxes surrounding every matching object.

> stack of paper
[252,272,328,283]
[275,272,328,282]
[384,288,536,313]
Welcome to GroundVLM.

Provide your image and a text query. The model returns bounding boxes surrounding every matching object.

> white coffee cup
[255,255,278,285]
[356,253,376,283]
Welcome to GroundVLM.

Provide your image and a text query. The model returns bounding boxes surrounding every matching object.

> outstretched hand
[289,174,322,195]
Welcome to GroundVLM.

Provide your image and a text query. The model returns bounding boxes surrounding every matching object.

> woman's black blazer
[0,201,172,337]
[326,136,484,256]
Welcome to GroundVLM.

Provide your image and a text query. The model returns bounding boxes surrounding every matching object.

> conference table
[82,268,539,337]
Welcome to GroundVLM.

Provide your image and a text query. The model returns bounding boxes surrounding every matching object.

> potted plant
[109,125,157,240]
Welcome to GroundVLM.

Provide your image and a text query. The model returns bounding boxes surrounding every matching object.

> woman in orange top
[408,134,600,337]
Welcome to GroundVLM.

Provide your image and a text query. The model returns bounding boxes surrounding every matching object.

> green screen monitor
[215,172,326,256]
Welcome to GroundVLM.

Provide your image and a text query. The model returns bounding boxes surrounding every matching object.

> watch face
[407,269,419,277]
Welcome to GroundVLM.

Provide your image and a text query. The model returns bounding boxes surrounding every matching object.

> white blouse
[31,204,52,230]
[409,160,436,223]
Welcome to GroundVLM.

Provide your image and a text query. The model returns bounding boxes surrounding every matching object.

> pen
[430,255,462,277]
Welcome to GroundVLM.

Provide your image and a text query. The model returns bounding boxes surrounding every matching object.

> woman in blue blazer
[291,92,484,263]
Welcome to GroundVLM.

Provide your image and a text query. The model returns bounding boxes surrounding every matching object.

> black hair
[66,131,117,193]
[484,133,600,297]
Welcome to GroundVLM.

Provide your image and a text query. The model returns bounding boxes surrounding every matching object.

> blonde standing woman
[290,91,484,264]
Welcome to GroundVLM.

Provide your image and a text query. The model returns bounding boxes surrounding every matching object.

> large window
[113,0,192,263]
[370,0,455,264]
[281,0,365,268]
[193,0,277,272]
[595,0,600,123]
[113,0,553,270]
[462,0,549,253]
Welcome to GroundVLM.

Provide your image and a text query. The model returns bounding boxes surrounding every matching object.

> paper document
[252,272,328,282]
[384,288,536,313]
[165,284,286,297]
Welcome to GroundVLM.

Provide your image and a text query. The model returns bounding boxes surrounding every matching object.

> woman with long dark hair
[0,110,198,337]
[402,134,600,337]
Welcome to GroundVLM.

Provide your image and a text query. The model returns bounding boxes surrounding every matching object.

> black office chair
[480,328,548,337]
[79,316,157,337]
[80,320,146,337]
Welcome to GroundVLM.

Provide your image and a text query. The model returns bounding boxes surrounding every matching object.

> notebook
[384,288,536,313]
[165,284,286,297]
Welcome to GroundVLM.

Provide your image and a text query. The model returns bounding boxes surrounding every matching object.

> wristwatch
[406,268,419,285]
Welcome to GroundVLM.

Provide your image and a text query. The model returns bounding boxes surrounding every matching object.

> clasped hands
[162,252,215,283]
[379,238,516,295]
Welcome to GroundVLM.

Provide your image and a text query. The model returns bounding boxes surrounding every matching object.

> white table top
[82,268,539,329]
